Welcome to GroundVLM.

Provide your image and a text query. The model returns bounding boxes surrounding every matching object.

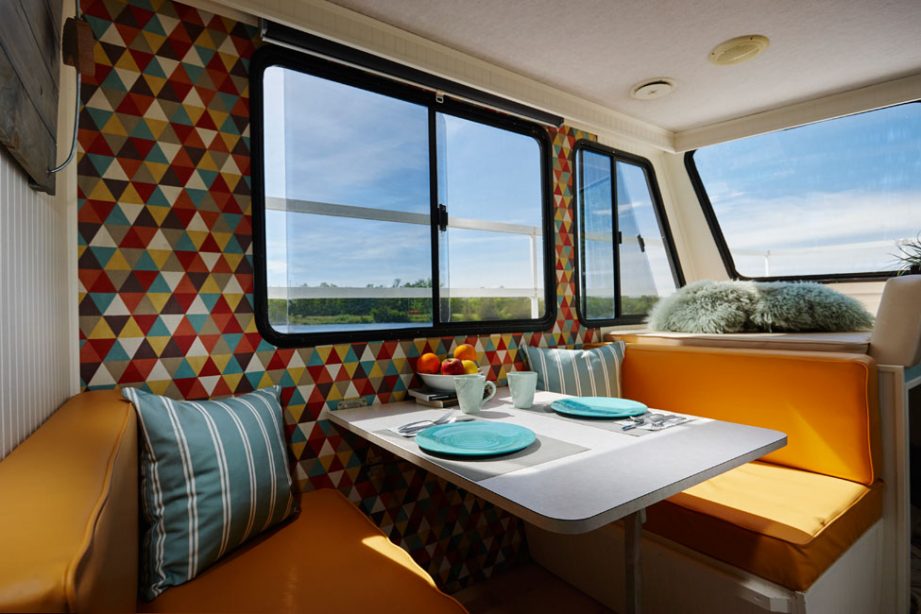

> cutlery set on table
[392,412,474,436]
[391,395,690,460]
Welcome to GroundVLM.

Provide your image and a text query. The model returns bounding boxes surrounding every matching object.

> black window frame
[685,101,921,283]
[251,45,556,348]
[573,140,684,327]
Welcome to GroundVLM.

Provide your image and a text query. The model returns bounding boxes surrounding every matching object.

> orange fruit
[417,352,441,374]
[453,344,477,362]
[461,360,478,374]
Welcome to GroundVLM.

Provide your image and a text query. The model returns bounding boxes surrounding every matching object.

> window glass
[691,103,921,278]
[438,114,544,321]
[576,144,681,324]
[256,55,552,342]
[264,66,433,334]
[616,162,678,316]
[579,150,616,320]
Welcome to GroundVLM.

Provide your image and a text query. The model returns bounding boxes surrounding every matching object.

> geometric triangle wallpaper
[77,0,596,591]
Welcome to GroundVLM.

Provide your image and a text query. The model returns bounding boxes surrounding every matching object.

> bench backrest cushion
[124,386,297,600]
[0,391,138,613]
[523,342,625,397]
[621,345,878,485]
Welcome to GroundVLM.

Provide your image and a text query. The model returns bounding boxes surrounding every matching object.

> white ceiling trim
[675,72,921,151]
[179,0,257,25]
[207,0,677,151]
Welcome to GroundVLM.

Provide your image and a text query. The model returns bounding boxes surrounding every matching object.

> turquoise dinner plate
[550,396,647,419]
[415,422,536,458]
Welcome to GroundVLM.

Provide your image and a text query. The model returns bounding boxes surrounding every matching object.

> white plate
[419,367,487,392]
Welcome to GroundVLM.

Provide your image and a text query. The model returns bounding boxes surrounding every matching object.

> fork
[396,412,458,434]
[397,415,474,436]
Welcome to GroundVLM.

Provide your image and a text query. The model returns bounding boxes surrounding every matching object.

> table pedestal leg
[624,509,646,614]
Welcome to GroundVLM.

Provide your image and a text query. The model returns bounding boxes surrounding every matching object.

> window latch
[437,204,448,231]
[617,231,623,245]
[637,234,646,253]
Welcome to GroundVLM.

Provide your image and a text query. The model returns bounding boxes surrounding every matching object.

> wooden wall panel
[0,0,62,194]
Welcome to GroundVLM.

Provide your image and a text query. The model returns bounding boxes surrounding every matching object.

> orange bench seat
[621,344,881,591]
[141,489,466,614]
[0,391,465,613]
[645,461,882,590]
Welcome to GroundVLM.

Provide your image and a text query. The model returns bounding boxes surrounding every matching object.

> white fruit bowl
[418,367,488,392]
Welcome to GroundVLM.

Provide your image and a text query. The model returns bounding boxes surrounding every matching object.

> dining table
[328,388,787,614]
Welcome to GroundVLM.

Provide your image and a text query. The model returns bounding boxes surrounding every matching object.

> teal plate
[550,397,647,419]
[415,422,537,458]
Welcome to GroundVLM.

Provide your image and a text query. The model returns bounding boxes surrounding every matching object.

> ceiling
[325,0,921,132]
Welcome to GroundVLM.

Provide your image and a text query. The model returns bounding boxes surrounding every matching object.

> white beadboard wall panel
[0,149,72,460]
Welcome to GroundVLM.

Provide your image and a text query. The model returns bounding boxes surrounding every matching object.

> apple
[440,358,465,375]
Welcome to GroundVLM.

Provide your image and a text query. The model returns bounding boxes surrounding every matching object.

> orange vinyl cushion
[621,344,879,485]
[605,331,871,354]
[141,488,467,614]
[0,391,138,613]
[645,462,883,591]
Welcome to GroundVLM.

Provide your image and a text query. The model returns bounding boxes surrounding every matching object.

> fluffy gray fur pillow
[648,280,874,333]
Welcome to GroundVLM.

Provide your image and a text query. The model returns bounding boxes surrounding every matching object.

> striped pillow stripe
[523,342,625,397]
[123,386,296,600]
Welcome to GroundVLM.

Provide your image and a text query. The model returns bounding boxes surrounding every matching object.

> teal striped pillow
[122,386,297,600]
[522,342,625,397]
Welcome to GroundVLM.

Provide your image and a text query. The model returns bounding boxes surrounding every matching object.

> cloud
[718,190,921,248]
[262,70,429,208]
[715,189,921,275]
[268,214,432,288]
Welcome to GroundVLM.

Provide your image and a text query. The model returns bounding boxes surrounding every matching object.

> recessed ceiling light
[630,79,675,100]
[709,35,770,66]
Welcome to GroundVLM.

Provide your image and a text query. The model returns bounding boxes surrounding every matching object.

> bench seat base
[140,489,465,614]
[527,519,884,613]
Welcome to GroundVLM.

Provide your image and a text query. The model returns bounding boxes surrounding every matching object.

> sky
[263,67,546,293]
[693,102,921,277]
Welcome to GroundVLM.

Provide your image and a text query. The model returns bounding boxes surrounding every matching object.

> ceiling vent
[630,79,675,100]
[709,35,770,66]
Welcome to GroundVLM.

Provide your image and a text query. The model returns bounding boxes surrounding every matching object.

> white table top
[328,389,787,534]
